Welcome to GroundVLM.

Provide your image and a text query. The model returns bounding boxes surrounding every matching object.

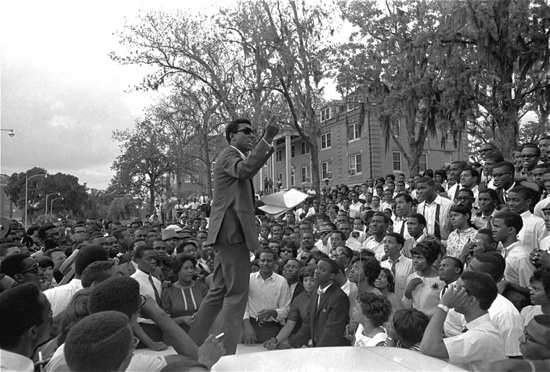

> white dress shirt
[444,293,523,357]
[518,210,548,250]
[44,279,83,317]
[243,271,291,323]
[131,269,162,325]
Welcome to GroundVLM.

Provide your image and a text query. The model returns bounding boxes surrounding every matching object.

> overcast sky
[0,0,228,190]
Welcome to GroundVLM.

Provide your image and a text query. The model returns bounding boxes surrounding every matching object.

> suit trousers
[189,217,251,355]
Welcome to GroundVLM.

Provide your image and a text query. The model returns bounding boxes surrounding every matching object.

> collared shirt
[349,201,363,219]
[131,269,162,325]
[446,227,477,258]
[417,195,454,241]
[447,183,460,202]
[402,234,427,258]
[472,210,497,230]
[317,282,333,307]
[0,349,34,372]
[518,210,548,250]
[393,217,411,240]
[501,241,535,287]
[44,279,83,317]
[444,313,506,368]
[361,236,385,261]
[381,255,414,301]
[229,145,246,160]
[243,271,291,323]
[444,294,522,357]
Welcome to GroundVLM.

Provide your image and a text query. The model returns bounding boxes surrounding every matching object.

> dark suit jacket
[289,282,349,348]
[206,142,274,250]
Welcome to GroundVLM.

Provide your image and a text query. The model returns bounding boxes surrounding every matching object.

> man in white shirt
[444,254,524,357]
[507,186,548,251]
[361,212,388,261]
[447,161,468,202]
[393,193,414,240]
[381,232,414,301]
[243,248,291,344]
[45,245,108,317]
[348,190,363,219]
[420,271,506,370]
[492,211,535,309]
[416,177,454,242]
[131,244,166,350]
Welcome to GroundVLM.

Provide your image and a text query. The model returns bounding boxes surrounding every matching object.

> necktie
[442,284,449,296]
[434,204,441,240]
[485,215,493,230]
[148,274,162,305]
[400,219,407,236]
[316,288,325,309]
[391,259,398,277]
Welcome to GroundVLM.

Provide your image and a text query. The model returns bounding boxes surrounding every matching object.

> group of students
[1,138,550,371]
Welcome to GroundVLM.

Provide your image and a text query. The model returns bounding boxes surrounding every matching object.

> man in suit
[287,258,349,348]
[189,117,279,355]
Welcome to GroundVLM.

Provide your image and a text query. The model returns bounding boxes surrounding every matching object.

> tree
[335,0,462,174]
[112,120,173,214]
[145,83,228,199]
[5,167,89,222]
[221,0,337,197]
[110,9,242,119]
[441,0,550,156]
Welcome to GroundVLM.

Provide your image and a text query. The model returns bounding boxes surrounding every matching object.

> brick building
[257,100,468,192]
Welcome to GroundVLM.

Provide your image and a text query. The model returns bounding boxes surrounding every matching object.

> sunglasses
[235,128,256,136]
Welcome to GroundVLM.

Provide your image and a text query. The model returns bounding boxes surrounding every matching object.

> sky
[0,0,230,190]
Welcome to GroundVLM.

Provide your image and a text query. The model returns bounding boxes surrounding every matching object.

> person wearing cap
[162,229,182,256]
[189,117,279,355]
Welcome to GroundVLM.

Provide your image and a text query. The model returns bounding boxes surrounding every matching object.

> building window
[291,145,295,158]
[290,168,295,186]
[419,153,428,173]
[391,120,400,137]
[321,161,332,179]
[321,132,331,149]
[301,166,310,183]
[301,141,310,155]
[347,102,356,112]
[392,152,402,171]
[321,107,331,122]
[348,122,361,141]
[348,154,362,175]
[276,149,282,162]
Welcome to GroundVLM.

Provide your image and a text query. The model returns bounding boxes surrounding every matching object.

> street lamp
[50,197,64,217]
[24,173,47,229]
[0,129,15,137]
[45,192,61,216]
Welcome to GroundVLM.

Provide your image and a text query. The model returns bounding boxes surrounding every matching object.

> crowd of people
[1,135,550,371]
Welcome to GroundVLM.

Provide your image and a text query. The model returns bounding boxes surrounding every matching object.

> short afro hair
[0,283,46,349]
[65,311,133,372]
[392,308,430,349]
[460,271,497,310]
[74,245,109,276]
[357,292,392,327]
[88,277,140,319]
[81,260,116,288]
